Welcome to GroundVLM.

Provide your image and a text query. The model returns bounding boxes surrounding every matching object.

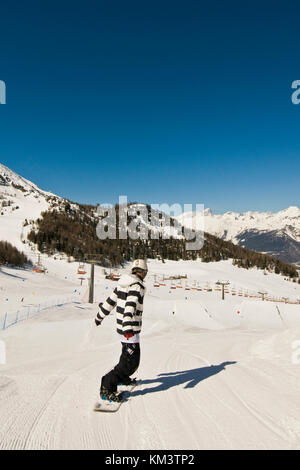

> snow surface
[1,258,300,450]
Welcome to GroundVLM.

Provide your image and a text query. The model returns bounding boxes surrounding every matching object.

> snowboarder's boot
[100,386,124,403]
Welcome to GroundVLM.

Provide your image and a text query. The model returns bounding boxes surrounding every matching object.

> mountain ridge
[0,163,299,276]
[177,206,300,265]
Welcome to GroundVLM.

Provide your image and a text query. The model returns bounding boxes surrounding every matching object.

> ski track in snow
[1,282,300,449]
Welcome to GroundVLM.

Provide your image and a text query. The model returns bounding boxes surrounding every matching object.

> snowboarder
[95,259,148,402]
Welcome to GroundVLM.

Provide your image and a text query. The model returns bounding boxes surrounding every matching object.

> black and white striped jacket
[96,274,146,337]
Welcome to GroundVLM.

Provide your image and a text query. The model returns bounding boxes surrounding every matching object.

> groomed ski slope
[1,260,300,450]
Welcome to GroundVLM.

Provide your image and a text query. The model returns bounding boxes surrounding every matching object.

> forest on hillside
[0,241,32,268]
[27,205,299,279]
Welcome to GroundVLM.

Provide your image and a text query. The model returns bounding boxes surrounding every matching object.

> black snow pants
[101,343,140,393]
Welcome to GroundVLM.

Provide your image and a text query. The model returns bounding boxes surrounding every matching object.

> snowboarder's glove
[124,332,134,340]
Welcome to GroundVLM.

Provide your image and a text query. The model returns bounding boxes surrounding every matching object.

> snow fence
[0,295,78,330]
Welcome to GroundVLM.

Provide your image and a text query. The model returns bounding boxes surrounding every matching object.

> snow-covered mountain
[0,163,63,252]
[0,164,188,250]
[1,162,299,268]
[177,207,300,265]
[0,164,184,256]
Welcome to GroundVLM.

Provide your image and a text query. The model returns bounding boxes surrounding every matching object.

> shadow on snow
[0,269,26,280]
[132,361,237,396]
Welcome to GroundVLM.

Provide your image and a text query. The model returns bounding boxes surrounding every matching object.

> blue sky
[0,0,300,213]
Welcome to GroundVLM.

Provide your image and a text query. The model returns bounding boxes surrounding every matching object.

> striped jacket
[96,274,146,337]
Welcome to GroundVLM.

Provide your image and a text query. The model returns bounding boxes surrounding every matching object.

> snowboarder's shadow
[131,361,237,396]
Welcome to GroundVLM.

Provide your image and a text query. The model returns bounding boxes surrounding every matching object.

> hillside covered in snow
[1,164,300,450]
[0,163,298,280]
[177,207,300,266]
[0,163,62,252]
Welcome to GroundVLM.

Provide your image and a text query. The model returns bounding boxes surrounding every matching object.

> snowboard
[93,380,138,413]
